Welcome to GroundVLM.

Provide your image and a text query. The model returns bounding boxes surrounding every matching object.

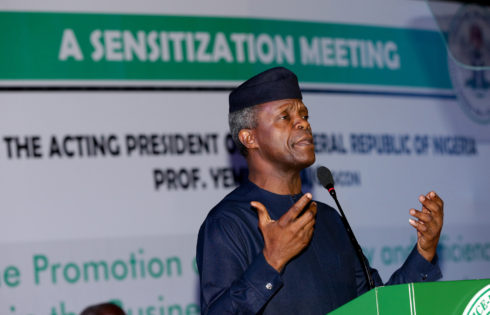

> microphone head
[316,166,335,189]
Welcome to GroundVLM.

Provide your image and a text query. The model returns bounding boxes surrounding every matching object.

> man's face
[252,98,315,172]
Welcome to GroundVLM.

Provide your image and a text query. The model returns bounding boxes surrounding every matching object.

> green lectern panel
[413,279,490,314]
[329,279,490,315]
[377,283,414,314]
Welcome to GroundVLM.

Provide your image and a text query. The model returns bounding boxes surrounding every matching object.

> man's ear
[238,129,258,150]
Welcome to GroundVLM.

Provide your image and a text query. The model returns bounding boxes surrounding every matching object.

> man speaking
[196,67,444,314]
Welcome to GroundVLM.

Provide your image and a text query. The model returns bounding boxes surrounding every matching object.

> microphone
[316,166,375,290]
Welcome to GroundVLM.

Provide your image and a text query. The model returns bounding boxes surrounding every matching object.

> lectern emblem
[462,284,490,315]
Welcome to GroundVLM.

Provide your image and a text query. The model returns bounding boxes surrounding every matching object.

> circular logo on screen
[462,284,490,315]
[447,5,490,124]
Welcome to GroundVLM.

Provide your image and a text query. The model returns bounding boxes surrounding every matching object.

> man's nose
[294,116,311,131]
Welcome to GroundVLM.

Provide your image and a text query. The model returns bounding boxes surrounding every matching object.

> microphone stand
[328,188,375,290]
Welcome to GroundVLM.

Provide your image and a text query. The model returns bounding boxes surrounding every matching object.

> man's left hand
[409,191,444,262]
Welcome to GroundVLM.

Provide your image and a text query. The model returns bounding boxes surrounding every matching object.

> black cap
[229,67,302,113]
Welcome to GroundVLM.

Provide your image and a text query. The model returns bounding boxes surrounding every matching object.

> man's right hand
[251,193,317,272]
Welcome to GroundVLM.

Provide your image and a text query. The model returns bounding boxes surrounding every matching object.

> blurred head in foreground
[80,302,125,315]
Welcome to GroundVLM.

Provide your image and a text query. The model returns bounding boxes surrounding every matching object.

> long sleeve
[356,245,443,295]
[197,216,282,314]
[384,245,442,284]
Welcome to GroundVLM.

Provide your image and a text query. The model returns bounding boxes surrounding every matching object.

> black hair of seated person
[80,302,126,315]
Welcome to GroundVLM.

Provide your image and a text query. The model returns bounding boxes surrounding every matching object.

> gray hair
[229,106,259,156]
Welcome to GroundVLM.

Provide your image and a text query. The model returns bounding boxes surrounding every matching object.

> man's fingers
[410,207,442,238]
[294,202,317,227]
[409,218,429,233]
[251,201,272,226]
[419,195,437,213]
[427,191,444,208]
[302,216,316,233]
[420,193,443,214]
[281,193,313,222]
[410,208,432,224]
